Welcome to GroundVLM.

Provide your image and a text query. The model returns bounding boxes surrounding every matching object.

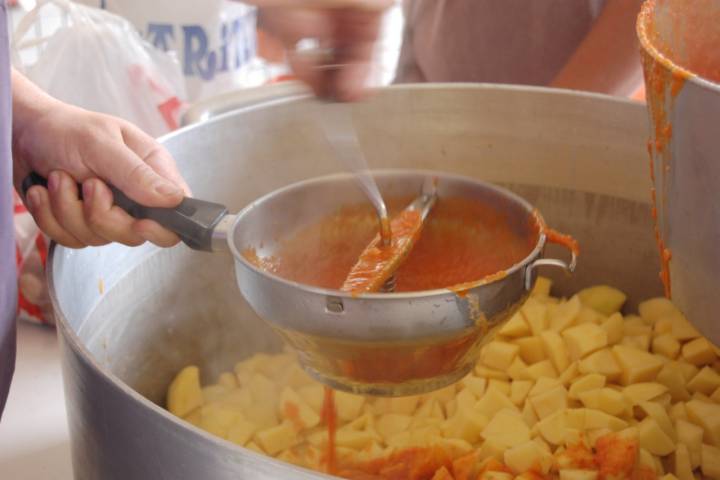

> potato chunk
[578,285,626,316]
[167,366,204,417]
[578,348,622,382]
[563,323,608,360]
[481,409,531,448]
[612,345,664,385]
[686,400,720,445]
[702,443,720,480]
[481,341,520,371]
[682,338,717,367]
[504,440,552,474]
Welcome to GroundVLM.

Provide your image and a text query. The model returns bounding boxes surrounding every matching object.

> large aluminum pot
[638,0,720,343]
[49,84,662,479]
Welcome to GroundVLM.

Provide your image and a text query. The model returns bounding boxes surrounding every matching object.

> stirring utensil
[341,178,438,294]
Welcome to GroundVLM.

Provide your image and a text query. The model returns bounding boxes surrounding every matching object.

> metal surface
[638,0,720,344]
[228,170,572,395]
[49,84,662,479]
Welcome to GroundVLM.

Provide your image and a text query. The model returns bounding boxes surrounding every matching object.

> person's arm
[12,69,190,248]
[550,0,644,97]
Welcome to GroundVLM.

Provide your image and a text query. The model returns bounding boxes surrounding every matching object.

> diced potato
[659,475,679,480]
[481,409,531,448]
[527,360,558,380]
[621,334,651,352]
[559,362,580,386]
[622,382,668,404]
[712,387,720,403]
[476,387,518,417]
[531,276,553,297]
[578,348,622,382]
[334,391,366,421]
[481,341,520,371]
[665,311,701,342]
[167,366,204,417]
[245,441,265,454]
[335,429,381,449]
[563,323,608,360]
[511,381,533,406]
[456,388,477,411]
[686,400,720,445]
[576,307,605,325]
[638,417,675,456]
[578,388,627,417]
[480,472,513,480]
[584,409,627,431]
[487,380,511,397]
[624,316,652,336]
[522,400,539,429]
[639,297,677,324]
[507,356,532,381]
[426,384,458,404]
[687,367,720,395]
[672,443,694,480]
[638,401,676,440]
[536,410,567,445]
[441,407,488,444]
[676,419,703,469]
[515,337,547,365]
[475,364,510,381]
[202,385,230,403]
[522,301,549,337]
[612,345,664,385]
[297,385,324,414]
[549,295,582,332]
[669,402,688,422]
[217,372,238,389]
[477,438,506,461]
[279,387,320,429]
[702,444,720,479]
[227,417,258,446]
[504,440,552,474]
[653,333,681,359]
[569,374,607,400]
[431,466,454,480]
[460,376,488,398]
[559,470,598,480]
[541,331,571,373]
[498,312,530,338]
[376,413,412,440]
[682,338,717,367]
[255,420,300,455]
[656,364,691,402]
[529,377,562,397]
[530,385,568,419]
[601,313,624,345]
[676,361,700,382]
[578,285,626,316]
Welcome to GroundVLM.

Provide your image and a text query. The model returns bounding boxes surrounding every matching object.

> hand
[12,73,190,249]
[256,0,392,101]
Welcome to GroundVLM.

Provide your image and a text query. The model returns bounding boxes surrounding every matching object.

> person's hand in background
[251,0,392,101]
[11,70,190,249]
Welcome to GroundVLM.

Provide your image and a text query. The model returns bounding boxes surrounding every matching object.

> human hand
[255,0,392,101]
[12,84,190,249]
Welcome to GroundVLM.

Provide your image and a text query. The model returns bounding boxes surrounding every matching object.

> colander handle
[524,241,579,291]
[21,172,230,252]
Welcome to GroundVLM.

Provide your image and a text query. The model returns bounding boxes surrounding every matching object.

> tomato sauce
[594,433,639,480]
[248,196,537,293]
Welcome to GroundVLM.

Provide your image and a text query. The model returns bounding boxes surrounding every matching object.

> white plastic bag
[12,0,186,137]
[75,0,265,102]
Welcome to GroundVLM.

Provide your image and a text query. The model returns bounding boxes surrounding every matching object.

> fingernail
[154,180,182,197]
[82,181,94,200]
[48,171,59,193]
[26,189,39,212]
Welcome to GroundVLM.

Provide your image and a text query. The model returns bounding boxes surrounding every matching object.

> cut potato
[549,295,581,332]
[578,285,626,316]
[531,276,553,297]
[672,443,694,480]
[638,417,675,455]
[675,419,703,469]
[530,385,568,419]
[578,348,622,382]
[569,374,606,400]
[522,302,549,337]
[638,401,676,440]
[622,382,668,404]
[687,366,720,395]
[656,364,691,402]
[481,341,520,371]
[280,387,321,429]
[686,400,720,445]
[527,360,558,380]
[536,410,567,445]
[498,312,530,338]
[682,337,717,367]
[510,380,533,406]
[559,470,598,480]
[584,408,627,431]
[507,356,532,381]
[621,334,651,352]
[652,333,681,359]
[515,336,547,365]
[563,323,608,361]
[168,366,204,418]
[481,409,531,448]
[702,443,720,480]
[255,420,300,455]
[665,311,701,342]
[638,297,678,324]
[578,388,627,417]
[541,331,571,373]
[601,313,624,345]
[612,345,664,385]
[504,440,552,474]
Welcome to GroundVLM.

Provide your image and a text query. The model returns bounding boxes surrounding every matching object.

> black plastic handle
[22,172,229,252]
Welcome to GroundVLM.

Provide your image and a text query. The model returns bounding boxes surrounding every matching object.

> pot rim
[637,0,720,94]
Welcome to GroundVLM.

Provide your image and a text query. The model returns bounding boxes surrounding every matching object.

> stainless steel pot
[49,84,663,479]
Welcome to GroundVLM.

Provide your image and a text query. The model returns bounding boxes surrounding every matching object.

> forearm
[551,0,643,97]
[11,69,62,143]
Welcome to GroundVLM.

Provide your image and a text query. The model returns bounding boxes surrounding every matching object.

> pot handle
[21,172,230,252]
[524,231,579,291]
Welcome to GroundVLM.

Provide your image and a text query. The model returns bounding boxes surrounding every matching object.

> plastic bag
[12,0,186,137]
[75,0,266,102]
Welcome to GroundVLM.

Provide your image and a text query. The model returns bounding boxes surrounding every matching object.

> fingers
[24,185,83,249]
[47,171,108,247]
[81,178,146,247]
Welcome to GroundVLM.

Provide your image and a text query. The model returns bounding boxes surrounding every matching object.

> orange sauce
[249,196,537,293]
[594,433,639,480]
[544,227,580,258]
